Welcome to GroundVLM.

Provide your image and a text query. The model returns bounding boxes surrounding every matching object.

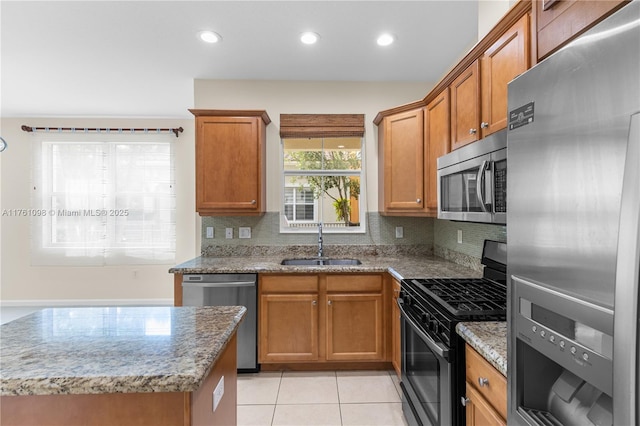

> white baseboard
[0,298,174,308]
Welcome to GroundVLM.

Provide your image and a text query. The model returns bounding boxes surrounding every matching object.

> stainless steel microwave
[437,130,506,224]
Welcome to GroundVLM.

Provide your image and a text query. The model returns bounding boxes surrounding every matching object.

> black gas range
[398,240,507,426]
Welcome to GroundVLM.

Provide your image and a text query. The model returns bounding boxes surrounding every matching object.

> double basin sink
[281,258,362,266]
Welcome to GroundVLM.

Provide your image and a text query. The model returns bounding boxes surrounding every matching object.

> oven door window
[404,318,442,425]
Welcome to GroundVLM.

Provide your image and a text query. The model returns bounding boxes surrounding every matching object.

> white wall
[0,117,197,304]
[0,80,429,303]
[194,80,432,214]
[478,0,513,40]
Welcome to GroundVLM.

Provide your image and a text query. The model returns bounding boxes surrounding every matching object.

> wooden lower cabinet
[260,293,319,362]
[259,275,319,363]
[259,273,388,365]
[464,344,507,426]
[465,385,506,426]
[326,293,383,361]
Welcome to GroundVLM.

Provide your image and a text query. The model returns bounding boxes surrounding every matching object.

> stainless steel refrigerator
[506,2,640,425]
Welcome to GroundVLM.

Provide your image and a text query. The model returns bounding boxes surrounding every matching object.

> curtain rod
[21,125,184,138]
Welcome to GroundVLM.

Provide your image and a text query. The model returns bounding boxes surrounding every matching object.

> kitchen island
[1,306,245,426]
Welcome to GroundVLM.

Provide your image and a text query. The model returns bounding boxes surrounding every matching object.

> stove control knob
[420,313,430,324]
[430,320,439,333]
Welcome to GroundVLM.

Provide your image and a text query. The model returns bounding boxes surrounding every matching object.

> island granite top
[0,306,246,396]
[456,321,507,376]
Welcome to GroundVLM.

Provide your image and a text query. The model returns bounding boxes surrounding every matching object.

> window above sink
[279,114,366,234]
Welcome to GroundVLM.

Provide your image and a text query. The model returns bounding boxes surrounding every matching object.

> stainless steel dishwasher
[182,273,258,372]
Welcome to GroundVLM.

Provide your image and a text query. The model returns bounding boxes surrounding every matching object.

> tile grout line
[271,371,283,425]
[335,371,344,426]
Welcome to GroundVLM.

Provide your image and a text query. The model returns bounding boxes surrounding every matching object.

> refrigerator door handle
[613,112,640,426]
[476,160,489,212]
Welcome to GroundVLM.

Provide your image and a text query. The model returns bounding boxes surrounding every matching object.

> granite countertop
[169,245,481,282]
[456,321,507,376]
[0,306,246,396]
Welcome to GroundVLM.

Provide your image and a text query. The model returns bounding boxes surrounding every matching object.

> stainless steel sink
[280,258,362,266]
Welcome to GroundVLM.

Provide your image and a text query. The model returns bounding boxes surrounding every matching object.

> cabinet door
[481,14,530,138]
[465,385,506,426]
[382,109,425,212]
[425,89,451,209]
[465,344,507,419]
[535,0,627,61]
[259,293,319,362]
[391,279,402,377]
[450,60,481,150]
[196,116,263,214]
[325,293,384,361]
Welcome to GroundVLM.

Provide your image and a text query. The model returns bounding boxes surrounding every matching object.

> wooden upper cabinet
[378,107,426,214]
[425,89,451,209]
[451,13,530,150]
[481,13,530,138]
[450,60,481,151]
[190,109,270,216]
[535,0,628,61]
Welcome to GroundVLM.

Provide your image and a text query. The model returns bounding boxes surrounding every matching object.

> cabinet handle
[312,300,317,306]
[478,377,489,387]
[469,128,477,135]
[416,198,421,203]
[481,122,489,129]
[328,300,332,306]
[461,397,470,407]
[250,200,256,205]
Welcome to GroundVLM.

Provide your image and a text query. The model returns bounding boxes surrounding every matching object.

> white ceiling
[1,1,479,118]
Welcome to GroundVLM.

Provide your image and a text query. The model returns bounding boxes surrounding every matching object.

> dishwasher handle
[182,281,256,288]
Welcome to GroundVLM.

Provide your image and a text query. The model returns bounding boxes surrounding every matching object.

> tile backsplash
[201,212,506,271]
[201,212,434,249]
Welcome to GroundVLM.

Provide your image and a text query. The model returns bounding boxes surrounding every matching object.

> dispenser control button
[571,346,577,355]
[540,330,546,338]
[532,326,537,333]
[549,335,555,343]
[583,353,589,361]
[559,341,566,349]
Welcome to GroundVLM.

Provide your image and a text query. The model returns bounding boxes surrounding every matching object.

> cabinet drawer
[260,275,319,293]
[465,344,507,419]
[326,274,383,293]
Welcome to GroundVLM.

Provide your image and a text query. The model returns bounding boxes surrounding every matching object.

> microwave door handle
[476,160,489,212]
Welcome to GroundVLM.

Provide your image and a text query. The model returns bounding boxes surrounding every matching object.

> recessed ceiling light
[377,33,395,47]
[199,31,222,44]
[300,32,320,45]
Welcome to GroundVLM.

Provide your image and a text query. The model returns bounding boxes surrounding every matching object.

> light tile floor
[237,370,408,426]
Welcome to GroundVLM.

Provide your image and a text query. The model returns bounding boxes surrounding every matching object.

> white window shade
[31,133,175,266]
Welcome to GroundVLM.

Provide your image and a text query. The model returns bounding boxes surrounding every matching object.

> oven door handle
[397,298,450,360]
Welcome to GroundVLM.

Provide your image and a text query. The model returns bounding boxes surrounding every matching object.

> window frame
[280,137,366,234]
[30,133,176,266]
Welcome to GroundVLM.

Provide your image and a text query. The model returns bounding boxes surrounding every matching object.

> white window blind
[31,134,175,265]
